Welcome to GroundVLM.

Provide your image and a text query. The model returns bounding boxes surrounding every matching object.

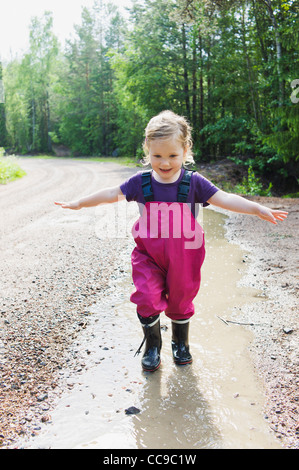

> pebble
[283,328,293,334]
[37,394,48,402]
[125,406,141,415]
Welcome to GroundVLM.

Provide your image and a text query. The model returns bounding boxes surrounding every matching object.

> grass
[0,154,26,184]
[0,153,143,185]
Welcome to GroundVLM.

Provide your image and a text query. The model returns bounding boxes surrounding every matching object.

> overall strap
[177,170,194,202]
[141,171,154,202]
[141,169,194,203]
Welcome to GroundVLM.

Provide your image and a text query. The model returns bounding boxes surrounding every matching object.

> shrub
[234,166,272,196]
[0,151,26,184]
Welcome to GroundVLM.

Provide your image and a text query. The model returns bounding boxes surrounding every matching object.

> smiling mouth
[160,168,172,172]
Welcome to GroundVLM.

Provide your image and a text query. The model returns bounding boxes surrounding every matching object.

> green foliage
[234,166,272,196]
[3,11,59,154]
[1,0,298,193]
[54,3,126,156]
[0,152,26,184]
[261,104,299,163]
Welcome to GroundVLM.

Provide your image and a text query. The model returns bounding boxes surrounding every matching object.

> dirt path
[0,158,135,447]
[0,158,298,448]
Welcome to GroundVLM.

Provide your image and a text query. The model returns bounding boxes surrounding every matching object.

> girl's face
[149,137,187,183]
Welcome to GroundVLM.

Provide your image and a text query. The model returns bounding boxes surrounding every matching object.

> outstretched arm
[207,190,288,225]
[55,185,125,210]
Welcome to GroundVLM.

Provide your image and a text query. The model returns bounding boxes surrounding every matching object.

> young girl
[55,110,288,372]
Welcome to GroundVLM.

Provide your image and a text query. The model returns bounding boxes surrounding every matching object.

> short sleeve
[120,172,143,202]
[191,172,219,206]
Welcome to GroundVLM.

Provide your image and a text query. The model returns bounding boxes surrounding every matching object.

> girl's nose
[160,158,171,167]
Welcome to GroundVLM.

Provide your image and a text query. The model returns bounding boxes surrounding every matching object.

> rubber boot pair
[135,315,192,371]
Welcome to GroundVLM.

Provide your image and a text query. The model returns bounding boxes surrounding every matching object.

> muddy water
[25,208,281,449]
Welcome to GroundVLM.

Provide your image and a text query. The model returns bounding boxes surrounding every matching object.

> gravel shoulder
[223,195,299,448]
[0,157,298,448]
[0,158,135,448]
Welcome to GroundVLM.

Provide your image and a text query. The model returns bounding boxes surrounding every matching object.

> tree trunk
[192,38,197,130]
[182,23,190,120]
[32,98,36,151]
[241,5,260,126]
[252,0,268,63]
[46,90,52,153]
[262,0,284,105]
[198,34,204,147]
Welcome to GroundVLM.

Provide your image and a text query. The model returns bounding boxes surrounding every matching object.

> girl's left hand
[257,206,288,224]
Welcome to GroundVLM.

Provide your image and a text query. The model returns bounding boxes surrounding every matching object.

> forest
[0,0,298,193]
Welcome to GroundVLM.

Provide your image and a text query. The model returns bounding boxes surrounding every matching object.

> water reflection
[133,365,222,449]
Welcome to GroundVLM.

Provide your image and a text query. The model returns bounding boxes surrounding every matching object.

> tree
[57,1,126,155]
[3,60,31,152]
[3,11,59,153]
[110,0,201,156]
[0,61,7,147]
[174,0,298,178]
[2,0,297,191]
[27,11,59,152]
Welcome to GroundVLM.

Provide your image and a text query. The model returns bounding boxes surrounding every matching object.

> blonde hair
[142,110,194,165]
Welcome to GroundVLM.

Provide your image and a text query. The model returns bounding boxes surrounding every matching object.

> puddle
[23,208,281,449]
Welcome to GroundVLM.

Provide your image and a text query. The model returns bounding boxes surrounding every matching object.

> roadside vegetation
[0,149,26,184]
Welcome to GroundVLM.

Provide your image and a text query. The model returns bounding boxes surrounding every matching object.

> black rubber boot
[135,314,162,372]
[171,319,192,365]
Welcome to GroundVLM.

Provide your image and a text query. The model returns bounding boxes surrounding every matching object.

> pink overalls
[130,171,205,322]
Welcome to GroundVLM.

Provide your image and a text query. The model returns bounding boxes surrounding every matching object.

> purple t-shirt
[120,168,219,216]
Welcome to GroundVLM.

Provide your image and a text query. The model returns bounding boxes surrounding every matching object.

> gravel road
[0,157,298,448]
[0,157,136,447]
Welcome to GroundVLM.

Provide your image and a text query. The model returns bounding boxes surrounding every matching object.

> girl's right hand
[54,200,81,210]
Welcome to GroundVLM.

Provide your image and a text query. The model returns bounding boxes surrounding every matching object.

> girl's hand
[256,206,288,224]
[208,191,288,224]
[54,200,81,210]
[54,186,124,210]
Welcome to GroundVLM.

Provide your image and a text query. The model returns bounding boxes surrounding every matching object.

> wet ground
[1,158,296,449]
[19,205,281,449]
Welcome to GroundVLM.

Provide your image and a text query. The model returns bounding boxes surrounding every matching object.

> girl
[55,110,288,372]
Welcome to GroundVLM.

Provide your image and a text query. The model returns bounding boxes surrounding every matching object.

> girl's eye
[152,154,178,158]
